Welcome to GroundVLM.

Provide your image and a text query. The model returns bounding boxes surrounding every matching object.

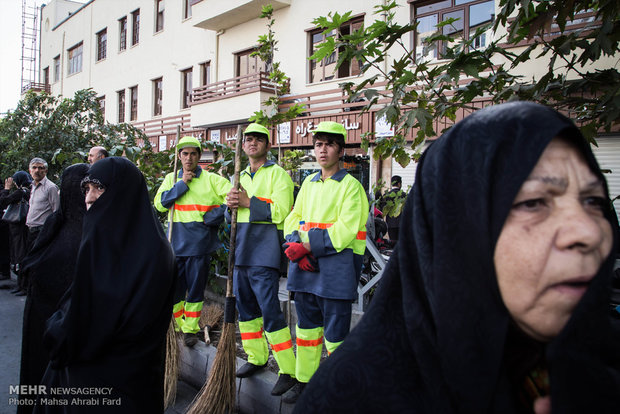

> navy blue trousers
[294,292,352,343]
[234,265,287,332]
[174,255,211,303]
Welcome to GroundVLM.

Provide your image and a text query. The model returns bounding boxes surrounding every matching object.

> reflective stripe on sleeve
[301,222,366,240]
[174,203,220,212]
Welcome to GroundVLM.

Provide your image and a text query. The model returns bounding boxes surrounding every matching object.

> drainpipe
[215,29,225,82]
[61,32,65,96]
[88,4,93,88]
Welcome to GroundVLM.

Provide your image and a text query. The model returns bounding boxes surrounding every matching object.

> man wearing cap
[281,121,369,403]
[155,136,231,346]
[225,123,297,396]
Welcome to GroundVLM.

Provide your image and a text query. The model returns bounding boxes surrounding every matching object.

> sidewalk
[171,338,296,414]
[0,276,24,414]
[0,274,296,414]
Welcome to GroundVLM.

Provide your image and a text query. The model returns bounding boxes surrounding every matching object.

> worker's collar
[177,166,203,179]
[242,160,275,176]
[311,168,348,182]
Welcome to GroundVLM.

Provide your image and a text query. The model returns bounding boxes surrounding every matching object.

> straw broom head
[164,319,179,408]
[186,321,237,414]
[200,304,224,345]
[200,304,224,330]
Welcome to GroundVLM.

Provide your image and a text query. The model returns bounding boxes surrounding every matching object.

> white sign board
[210,129,221,143]
[375,115,394,138]
[277,122,291,144]
[158,135,167,151]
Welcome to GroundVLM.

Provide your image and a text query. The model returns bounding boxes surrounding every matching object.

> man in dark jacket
[379,175,406,243]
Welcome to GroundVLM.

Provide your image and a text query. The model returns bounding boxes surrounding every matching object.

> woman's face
[84,183,106,210]
[494,138,613,342]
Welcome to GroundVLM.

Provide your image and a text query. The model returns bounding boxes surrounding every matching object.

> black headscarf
[40,157,175,413]
[0,171,32,210]
[295,102,620,413]
[22,164,89,274]
[13,170,33,188]
[18,164,89,414]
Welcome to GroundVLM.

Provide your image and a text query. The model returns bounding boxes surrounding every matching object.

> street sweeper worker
[155,136,231,347]
[280,121,369,404]
[225,123,297,396]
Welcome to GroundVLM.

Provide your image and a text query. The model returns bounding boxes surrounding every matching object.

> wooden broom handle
[226,125,244,298]
[167,125,181,243]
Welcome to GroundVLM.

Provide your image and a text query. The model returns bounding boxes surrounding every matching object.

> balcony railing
[21,82,51,94]
[275,81,497,145]
[131,113,191,137]
[278,85,382,117]
[191,71,282,105]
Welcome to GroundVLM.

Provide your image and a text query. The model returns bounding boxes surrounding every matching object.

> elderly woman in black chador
[295,102,620,413]
[18,163,89,414]
[35,157,175,414]
[0,171,32,289]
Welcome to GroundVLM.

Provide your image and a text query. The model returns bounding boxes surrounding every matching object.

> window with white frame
[67,42,83,75]
[155,0,164,33]
[53,55,60,82]
[183,0,192,19]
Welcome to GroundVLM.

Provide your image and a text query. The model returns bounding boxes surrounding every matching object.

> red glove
[284,242,310,262]
[298,255,318,272]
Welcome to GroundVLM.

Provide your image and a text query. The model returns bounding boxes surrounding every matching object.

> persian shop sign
[294,118,360,137]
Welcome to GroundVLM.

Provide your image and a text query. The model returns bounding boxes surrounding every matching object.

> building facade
[37,0,620,211]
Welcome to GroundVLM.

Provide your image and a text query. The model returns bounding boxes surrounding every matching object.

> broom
[200,304,224,345]
[164,126,182,409]
[187,125,243,414]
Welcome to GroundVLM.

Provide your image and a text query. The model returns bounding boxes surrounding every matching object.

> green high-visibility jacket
[234,160,294,269]
[154,166,231,256]
[284,169,369,300]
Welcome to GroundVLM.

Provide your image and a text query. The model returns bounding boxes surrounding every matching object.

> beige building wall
[214,0,389,93]
[38,0,618,197]
[40,0,216,124]
[40,1,616,126]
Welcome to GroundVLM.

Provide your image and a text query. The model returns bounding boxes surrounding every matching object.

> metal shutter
[592,136,620,220]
